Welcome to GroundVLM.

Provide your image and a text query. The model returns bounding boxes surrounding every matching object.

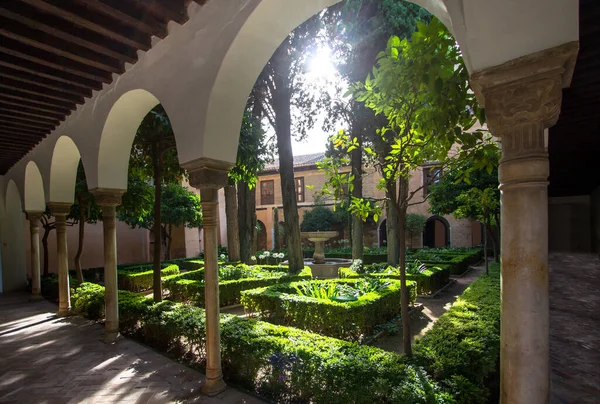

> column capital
[48,202,72,216]
[90,188,124,207]
[25,211,44,222]
[470,42,578,135]
[182,157,233,190]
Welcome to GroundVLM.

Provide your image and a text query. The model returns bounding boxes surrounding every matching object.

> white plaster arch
[24,161,45,212]
[49,136,82,203]
[97,89,160,190]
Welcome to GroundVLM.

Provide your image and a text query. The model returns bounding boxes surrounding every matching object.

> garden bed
[241,278,417,341]
[117,264,180,292]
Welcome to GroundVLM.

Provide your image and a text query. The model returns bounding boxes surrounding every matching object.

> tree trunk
[224,185,240,261]
[386,185,400,266]
[152,143,163,302]
[165,224,173,260]
[489,225,499,263]
[238,181,256,263]
[273,91,303,274]
[484,224,489,276]
[396,177,412,357]
[74,196,87,283]
[273,207,281,252]
[42,225,50,277]
[351,133,364,260]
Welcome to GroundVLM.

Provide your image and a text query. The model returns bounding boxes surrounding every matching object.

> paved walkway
[0,294,264,404]
[549,253,600,404]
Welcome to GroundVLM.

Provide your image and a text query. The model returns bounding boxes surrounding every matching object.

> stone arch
[202,0,453,165]
[378,219,388,248]
[49,136,82,204]
[97,89,161,190]
[423,215,451,248]
[24,161,46,212]
[1,179,27,292]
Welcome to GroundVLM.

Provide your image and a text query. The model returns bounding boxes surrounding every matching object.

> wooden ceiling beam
[0,108,61,124]
[0,38,113,83]
[74,0,167,38]
[0,55,101,90]
[0,128,46,139]
[0,82,83,105]
[0,103,65,120]
[0,113,58,128]
[19,0,151,50]
[0,70,92,98]
[0,134,40,145]
[0,97,70,117]
[0,118,53,133]
[0,22,123,74]
[132,0,189,25]
[0,6,138,64]
[0,89,74,110]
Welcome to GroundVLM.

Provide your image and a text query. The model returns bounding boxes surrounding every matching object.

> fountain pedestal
[300,231,352,278]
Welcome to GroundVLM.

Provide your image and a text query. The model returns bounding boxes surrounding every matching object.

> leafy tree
[405,213,427,248]
[253,15,324,273]
[160,183,203,257]
[321,19,495,356]
[122,105,183,301]
[300,205,342,232]
[70,161,102,283]
[229,103,270,263]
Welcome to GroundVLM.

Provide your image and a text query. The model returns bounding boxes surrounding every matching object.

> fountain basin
[301,231,339,264]
[303,258,352,279]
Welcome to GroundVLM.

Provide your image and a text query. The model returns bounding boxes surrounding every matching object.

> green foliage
[71,282,450,403]
[299,205,342,232]
[117,264,180,292]
[406,213,428,235]
[160,183,202,228]
[414,264,501,402]
[69,160,102,224]
[241,279,416,340]
[228,110,270,188]
[41,275,80,301]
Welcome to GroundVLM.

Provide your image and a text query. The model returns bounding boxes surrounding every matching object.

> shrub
[41,275,80,301]
[300,205,341,232]
[413,263,501,403]
[71,282,450,404]
[169,266,312,307]
[241,279,416,340]
[117,264,180,292]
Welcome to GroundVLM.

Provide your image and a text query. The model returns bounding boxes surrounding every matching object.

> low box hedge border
[339,264,451,295]
[241,279,416,341]
[70,282,451,404]
[168,266,313,307]
[117,264,180,292]
[414,263,501,403]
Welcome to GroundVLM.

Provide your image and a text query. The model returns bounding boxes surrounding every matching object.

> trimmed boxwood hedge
[70,282,451,404]
[413,263,501,403]
[241,279,417,341]
[117,264,180,292]
[339,264,450,295]
[167,266,313,307]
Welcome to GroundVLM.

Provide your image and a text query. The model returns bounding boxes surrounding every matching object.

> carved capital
[90,188,124,207]
[182,157,233,190]
[26,211,43,224]
[470,42,578,135]
[48,202,71,216]
[200,188,219,228]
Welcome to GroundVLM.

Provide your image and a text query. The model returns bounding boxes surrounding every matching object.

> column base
[29,293,44,302]
[57,308,71,317]
[103,330,121,344]
[202,376,227,396]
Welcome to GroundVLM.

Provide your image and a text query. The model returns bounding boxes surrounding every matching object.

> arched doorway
[378,219,387,247]
[423,216,450,248]
[256,220,268,251]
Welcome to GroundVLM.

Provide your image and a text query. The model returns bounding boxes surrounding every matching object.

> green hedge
[41,275,80,301]
[168,266,312,307]
[241,279,416,341]
[413,263,501,403]
[339,264,450,295]
[70,282,450,403]
[117,264,180,292]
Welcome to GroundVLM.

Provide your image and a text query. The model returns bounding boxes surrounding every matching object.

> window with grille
[423,166,442,195]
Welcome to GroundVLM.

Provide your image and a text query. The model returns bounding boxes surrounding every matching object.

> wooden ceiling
[548,0,599,197]
[0,0,205,174]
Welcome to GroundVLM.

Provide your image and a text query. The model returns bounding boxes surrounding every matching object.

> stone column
[91,188,124,343]
[48,202,72,316]
[26,211,43,301]
[183,157,232,396]
[470,42,578,404]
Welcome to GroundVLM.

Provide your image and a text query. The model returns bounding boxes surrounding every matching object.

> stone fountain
[300,231,352,278]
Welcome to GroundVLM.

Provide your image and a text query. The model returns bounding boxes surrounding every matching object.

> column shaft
[201,188,227,396]
[499,123,549,403]
[55,213,70,316]
[102,205,119,343]
[28,213,42,300]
